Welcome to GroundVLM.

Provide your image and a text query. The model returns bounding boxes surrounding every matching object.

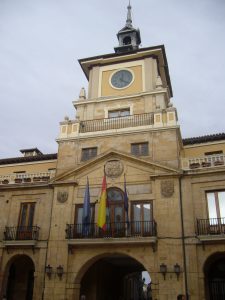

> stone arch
[1,254,35,300]
[74,251,148,284]
[73,251,151,300]
[203,251,225,300]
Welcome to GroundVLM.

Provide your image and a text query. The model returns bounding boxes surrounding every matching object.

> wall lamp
[160,263,167,280]
[174,263,181,280]
[45,264,53,279]
[56,265,64,279]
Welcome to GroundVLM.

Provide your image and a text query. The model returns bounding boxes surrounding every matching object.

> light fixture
[56,265,64,279]
[174,263,181,280]
[160,263,167,280]
[45,264,53,279]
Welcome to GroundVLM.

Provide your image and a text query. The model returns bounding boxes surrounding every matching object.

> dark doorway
[6,255,35,300]
[205,255,225,300]
[80,254,151,300]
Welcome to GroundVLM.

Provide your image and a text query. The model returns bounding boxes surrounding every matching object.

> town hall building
[0,3,225,300]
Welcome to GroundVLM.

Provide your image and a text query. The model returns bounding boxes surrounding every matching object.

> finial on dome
[126,0,132,28]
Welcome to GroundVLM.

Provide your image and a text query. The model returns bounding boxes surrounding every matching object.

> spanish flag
[97,174,107,230]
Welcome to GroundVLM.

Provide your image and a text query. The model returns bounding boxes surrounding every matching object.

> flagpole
[104,164,112,237]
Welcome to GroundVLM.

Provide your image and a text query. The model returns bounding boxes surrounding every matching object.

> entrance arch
[77,253,152,300]
[204,252,225,300]
[3,255,35,300]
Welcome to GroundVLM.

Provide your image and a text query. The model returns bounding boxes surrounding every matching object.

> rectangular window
[17,202,35,240]
[74,204,95,237]
[108,108,130,118]
[207,191,225,224]
[131,142,149,156]
[81,147,97,161]
[131,201,152,236]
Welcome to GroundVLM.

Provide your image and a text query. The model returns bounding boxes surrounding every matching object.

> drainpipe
[42,187,55,300]
[179,176,189,299]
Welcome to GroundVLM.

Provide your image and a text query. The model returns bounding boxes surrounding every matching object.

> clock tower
[57,2,179,175]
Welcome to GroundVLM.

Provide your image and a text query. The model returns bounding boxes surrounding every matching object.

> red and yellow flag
[97,175,107,230]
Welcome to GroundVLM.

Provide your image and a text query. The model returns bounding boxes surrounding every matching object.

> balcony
[66,221,157,248]
[3,226,40,247]
[0,171,55,185]
[182,155,225,171]
[79,113,154,133]
[196,218,225,242]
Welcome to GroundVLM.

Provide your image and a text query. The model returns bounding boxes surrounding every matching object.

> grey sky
[0,0,225,158]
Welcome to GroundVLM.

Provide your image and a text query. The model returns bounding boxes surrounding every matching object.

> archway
[204,252,225,300]
[3,255,35,300]
[79,253,152,300]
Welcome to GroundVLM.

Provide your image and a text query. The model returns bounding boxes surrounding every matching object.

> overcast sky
[0,0,225,158]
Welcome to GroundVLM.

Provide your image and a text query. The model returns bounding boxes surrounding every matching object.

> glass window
[81,147,97,161]
[108,109,130,118]
[131,142,149,156]
[131,202,152,235]
[207,191,225,219]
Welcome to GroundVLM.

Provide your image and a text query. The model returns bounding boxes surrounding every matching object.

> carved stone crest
[57,191,68,203]
[161,180,174,198]
[105,160,124,178]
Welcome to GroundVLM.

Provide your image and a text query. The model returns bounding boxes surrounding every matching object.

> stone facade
[0,13,225,300]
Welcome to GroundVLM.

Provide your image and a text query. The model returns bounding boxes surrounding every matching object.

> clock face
[111,69,133,89]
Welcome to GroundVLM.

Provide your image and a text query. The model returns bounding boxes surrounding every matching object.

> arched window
[123,36,131,45]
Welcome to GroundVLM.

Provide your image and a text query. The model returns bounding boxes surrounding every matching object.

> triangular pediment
[52,150,181,185]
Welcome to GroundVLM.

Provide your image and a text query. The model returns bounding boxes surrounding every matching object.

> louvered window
[131,143,149,156]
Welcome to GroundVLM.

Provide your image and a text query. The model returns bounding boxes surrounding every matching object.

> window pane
[207,193,217,219]
[20,205,27,226]
[107,189,123,201]
[28,204,35,227]
[133,204,141,222]
[218,192,225,218]
[120,109,130,117]
[143,204,151,221]
[141,143,149,155]
[108,111,119,118]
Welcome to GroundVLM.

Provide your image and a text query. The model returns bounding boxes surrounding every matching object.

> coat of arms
[161,180,174,198]
[57,191,68,203]
[105,160,124,178]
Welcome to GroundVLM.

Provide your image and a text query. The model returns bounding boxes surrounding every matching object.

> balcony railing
[4,226,40,241]
[182,155,225,170]
[0,171,55,185]
[79,113,154,133]
[196,218,225,235]
[66,221,157,239]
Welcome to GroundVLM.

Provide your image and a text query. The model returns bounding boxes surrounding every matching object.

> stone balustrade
[182,154,225,170]
[0,171,55,185]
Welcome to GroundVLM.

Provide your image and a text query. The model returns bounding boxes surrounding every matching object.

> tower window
[123,36,131,45]
[131,142,149,156]
[108,109,130,118]
[81,147,97,161]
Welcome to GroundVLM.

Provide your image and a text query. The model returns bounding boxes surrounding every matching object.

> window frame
[131,142,149,156]
[81,147,97,161]
[108,108,130,119]
[206,190,225,220]
[131,200,153,236]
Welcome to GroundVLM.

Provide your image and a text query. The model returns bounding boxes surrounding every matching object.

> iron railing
[4,226,40,241]
[79,113,154,133]
[196,218,225,235]
[66,221,157,239]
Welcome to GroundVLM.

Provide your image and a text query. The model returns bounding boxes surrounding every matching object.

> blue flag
[82,177,91,236]
[124,174,129,227]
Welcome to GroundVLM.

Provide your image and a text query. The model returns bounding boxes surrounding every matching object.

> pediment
[52,150,181,185]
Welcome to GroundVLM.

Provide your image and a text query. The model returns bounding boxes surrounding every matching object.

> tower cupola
[114,1,141,54]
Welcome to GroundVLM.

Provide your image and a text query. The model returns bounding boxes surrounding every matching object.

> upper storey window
[81,147,97,161]
[131,142,149,156]
[108,109,130,118]
[207,191,225,220]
